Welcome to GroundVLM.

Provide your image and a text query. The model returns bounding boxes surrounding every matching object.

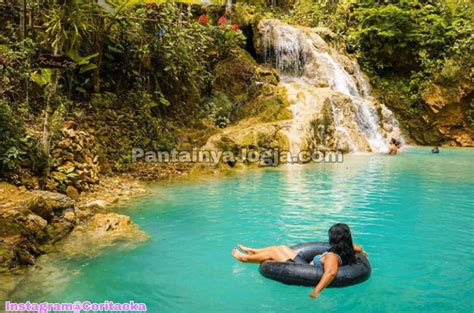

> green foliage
[134,3,214,107]
[206,92,233,128]
[211,24,246,58]
[30,69,52,86]
[285,0,350,33]
[66,51,99,74]
[0,0,249,183]
[350,0,473,74]
[344,0,474,121]
[43,0,99,53]
[0,38,35,105]
[0,100,24,172]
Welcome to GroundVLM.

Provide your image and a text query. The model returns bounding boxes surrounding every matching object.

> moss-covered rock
[56,213,148,258]
[213,49,258,97]
[0,214,44,269]
[0,245,15,269]
[372,75,473,146]
[27,191,75,221]
[244,84,292,122]
[0,187,79,271]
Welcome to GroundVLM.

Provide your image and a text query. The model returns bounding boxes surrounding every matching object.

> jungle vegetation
[0,0,472,186]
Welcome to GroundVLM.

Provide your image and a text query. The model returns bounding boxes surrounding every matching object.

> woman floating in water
[232,223,367,299]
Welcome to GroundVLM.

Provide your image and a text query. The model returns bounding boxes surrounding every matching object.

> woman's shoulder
[325,252,342,264]
[325,251,339,258]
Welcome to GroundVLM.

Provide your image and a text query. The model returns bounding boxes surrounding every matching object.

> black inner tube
[259,242,371,287]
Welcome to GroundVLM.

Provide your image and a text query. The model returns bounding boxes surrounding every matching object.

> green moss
[0,218,23,237]
[239,85,292,122]
[0,246,15,270]
[212,48,257,98]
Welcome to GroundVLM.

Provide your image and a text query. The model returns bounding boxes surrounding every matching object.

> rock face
[49,121,101,192]
[210,47,289,124]
[0,188,76,271]
[28,190,76,220]
[212,49,259,103]
[65,186,80,201]
[203,118,290,162]
[2,212,148,302]
[198,83,294,169]
[254,19,403,153]
[0,181,147,273]
[58,213,148,258]
[200,19,404,165]
[420,82,473,147]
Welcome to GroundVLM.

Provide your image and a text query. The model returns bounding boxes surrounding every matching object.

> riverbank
[0,161,194,299]
[0,162,189,298]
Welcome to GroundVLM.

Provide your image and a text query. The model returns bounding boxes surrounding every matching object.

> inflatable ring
[259,242,371,287]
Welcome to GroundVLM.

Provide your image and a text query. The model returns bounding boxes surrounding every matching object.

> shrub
[0,100,24,173]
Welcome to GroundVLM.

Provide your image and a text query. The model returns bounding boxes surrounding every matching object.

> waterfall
[260,19,402,154]
[225,0,232,11]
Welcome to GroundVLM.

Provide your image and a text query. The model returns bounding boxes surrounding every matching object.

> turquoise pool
[10,147,474,312]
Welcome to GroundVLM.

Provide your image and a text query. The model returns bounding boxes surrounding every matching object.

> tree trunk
[18,0,27,39]
[93,16,103,93]
[40,63,59,188]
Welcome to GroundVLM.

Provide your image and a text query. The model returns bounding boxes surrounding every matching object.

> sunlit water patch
[7,147,474,312]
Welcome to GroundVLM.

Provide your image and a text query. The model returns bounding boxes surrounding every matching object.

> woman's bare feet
[232,248,247,262]
[238,244,256,254]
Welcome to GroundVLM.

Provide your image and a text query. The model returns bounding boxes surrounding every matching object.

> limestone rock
[84,213,132,234]
[421,83,466,114]
[27,191,75,220]
[212,48,257,97]
[58,213,148,258]
[49,121,101,193]
[25,214,47,232]
[63,210,76,222]
[454,133,473,147]
[75,208,93,221]
[65,186,80,201]
[79,199,110,211]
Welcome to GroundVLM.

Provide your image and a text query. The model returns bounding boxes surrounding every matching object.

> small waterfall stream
[260,19,402,154]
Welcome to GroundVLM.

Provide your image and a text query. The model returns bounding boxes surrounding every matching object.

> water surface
[10,147,474,312]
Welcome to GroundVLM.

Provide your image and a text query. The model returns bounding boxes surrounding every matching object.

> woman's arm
[353,244,368,257]
[309,253,339,299]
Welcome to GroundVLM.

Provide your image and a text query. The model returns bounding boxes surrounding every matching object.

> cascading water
[225,0,232,11]
[260,19,402,154]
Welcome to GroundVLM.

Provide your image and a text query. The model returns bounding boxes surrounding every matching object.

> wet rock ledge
[0,178,147,272]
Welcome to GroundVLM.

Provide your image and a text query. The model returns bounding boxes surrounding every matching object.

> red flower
[217,16,230,24]
[198,14,209,24]
[231,24,239,31]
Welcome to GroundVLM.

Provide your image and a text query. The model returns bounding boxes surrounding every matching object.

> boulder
[75,208,93,221]
[421,81,471,114]
[46,218,75,244]
[24,214,47,232]
[212,48,258,98]
[58,213,148,258]
[65,186,80,201]
[27,191,75,221]
[84,213,133,234]
[63,210,76,222]
[79,199,110,211]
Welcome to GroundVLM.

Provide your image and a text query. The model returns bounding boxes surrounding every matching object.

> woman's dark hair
[328,223,356,265]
